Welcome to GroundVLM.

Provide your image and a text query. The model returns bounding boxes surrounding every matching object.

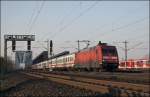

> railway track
[21,71,150,97]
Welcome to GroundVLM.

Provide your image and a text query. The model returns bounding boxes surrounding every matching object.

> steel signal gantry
[4,35,35,60]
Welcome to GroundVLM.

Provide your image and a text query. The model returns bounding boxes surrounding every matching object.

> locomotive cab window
[102,48,117,56]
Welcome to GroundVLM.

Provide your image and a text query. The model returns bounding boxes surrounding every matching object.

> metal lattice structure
[15,51,32,69]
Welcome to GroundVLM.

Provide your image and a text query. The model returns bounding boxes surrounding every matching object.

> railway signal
[27,41,31,51]
[123,40,128,62]
[4,35,35,60]
[50,40,53,55]
[12,40,16,51]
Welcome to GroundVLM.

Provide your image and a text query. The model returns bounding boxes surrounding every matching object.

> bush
[0,57,15,76]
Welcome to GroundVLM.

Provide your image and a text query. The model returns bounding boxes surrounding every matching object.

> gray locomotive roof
[48,51,70,59]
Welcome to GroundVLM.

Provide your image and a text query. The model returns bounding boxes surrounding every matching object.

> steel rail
[32,72,149,93]
[21,71,150,97]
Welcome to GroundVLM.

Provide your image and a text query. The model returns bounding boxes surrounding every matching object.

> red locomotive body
[75,43,119,71]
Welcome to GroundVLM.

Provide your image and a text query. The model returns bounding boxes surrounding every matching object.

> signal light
[27,41,31,51]
[50,40,53,48]
[28,45,31,51]
[12,40,16,51]
[50,40,53,55]
[50,47,52,54]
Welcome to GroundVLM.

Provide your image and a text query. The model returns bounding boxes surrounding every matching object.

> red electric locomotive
[75,41,119,71]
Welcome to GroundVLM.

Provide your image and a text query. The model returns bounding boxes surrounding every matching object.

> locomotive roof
[49,51,70,59]
[77,43,115,52]
[77,46,96,52]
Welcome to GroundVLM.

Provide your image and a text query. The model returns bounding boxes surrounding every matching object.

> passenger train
[32,42,119,71]
[119,59,150,69]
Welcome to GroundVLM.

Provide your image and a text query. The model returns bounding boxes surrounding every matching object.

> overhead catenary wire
[40,1,98,40]
[50,1,99,39]
[127,42,143,51]
[25,2,37,34]
[40,3,77,40]
[38,1,147,49]
[103,18,147,57]
[88,17,149,40]
[29,2,148,59]
[50,2,148,43]
[112,40,148,60]
[86,5,148,39]
[38,1,99,45]
[125,25,149,41]
[57,5,77,28]
[28,1,45,33]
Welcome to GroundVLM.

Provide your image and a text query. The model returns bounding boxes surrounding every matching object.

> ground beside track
[0,71,29,92]
[0,71,111,97]
[47,71,150,85]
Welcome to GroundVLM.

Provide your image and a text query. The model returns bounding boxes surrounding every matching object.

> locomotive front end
[101,46,119,71]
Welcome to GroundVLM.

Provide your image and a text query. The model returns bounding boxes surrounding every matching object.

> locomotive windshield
[102,47,117,56]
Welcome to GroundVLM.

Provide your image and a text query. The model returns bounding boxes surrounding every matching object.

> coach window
[63,58,65,62]
[70,57,71,61]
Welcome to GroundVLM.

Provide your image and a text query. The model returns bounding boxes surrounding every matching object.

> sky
[1,1,149,61]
